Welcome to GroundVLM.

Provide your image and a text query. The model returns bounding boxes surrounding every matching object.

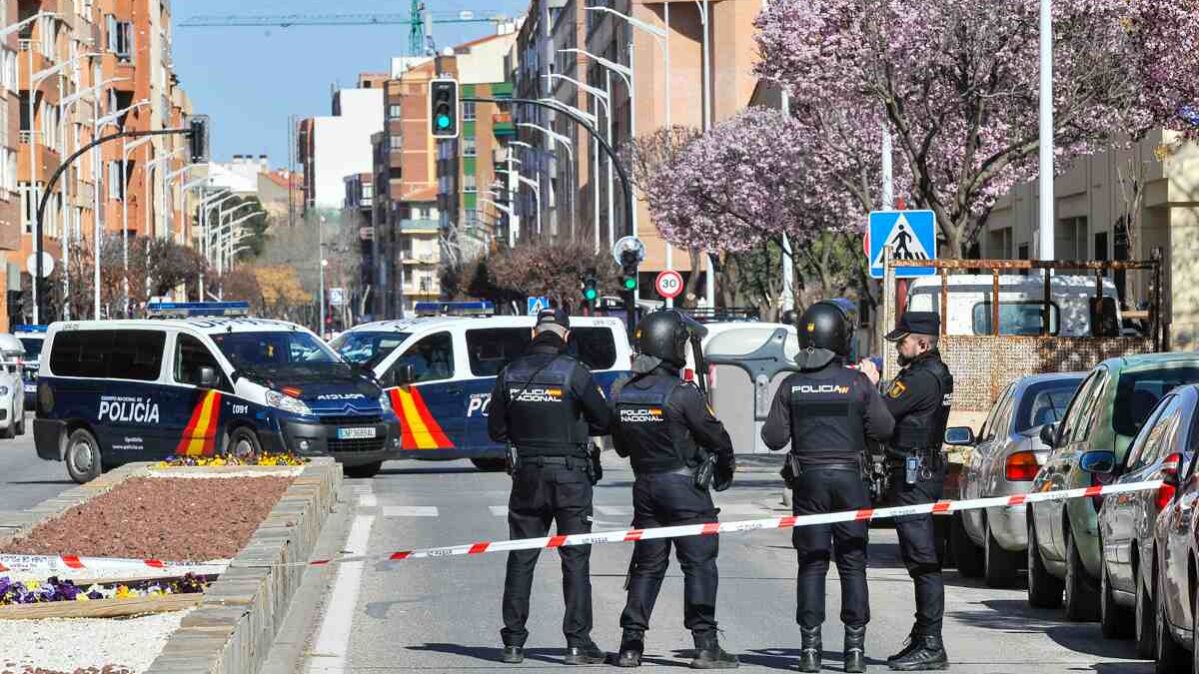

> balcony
[399,218,439,232]
[493,112,515,138]
[400,251,439,265]
[402,282,440,296]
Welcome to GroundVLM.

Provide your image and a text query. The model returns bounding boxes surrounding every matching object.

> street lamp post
[318,216,326,336]
[547,72,615,253]
[517,174,542,236]
[120,134,153,315]
[518,122,574,241]
[92,98,148,318]
[1038,0,1054,260]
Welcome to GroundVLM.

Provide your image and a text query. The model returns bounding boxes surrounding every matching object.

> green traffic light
[623,277,637,290]
[584,288,598,301]
[437,114,451,130]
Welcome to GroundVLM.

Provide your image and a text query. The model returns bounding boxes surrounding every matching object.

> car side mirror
[944,426,976,447]
[394,364,416,386]
[1040,422,1058,448]
[1080,449,1116,474]
[199,366,220,389]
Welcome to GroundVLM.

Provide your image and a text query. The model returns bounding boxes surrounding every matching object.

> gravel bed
[0,476,293,561]
[0,610,188,674]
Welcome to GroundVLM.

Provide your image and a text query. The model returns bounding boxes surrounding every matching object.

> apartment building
[343,171,373,320]
[0,1,21,328]
[297,75,384,211]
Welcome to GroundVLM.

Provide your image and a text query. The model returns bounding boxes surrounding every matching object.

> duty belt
[521,455,589,470]
[887,448,942,469]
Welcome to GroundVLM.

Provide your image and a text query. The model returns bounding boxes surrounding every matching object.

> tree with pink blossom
[756,0,1199,256]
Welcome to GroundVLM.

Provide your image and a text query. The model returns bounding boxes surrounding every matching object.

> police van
[331,307,632,469]
[33,303,403,483]
[14,324,46,409]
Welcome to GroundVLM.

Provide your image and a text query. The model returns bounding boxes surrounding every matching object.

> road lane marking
[357,494,377,508]
[383,506,439,517]
[306,514,374,674]
[489,505,508,517]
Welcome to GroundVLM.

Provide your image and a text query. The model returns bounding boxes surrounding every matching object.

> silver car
[945,372,1084,587]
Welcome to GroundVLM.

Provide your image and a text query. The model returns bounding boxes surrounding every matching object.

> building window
[389,135,403,150]
[106,15,134,62]
[463,102,476,121]
[362,183,374,200]
[389,104,402,119]
[1056,216,1088,259]
[108,161,125,199]
[18,183,32,232]
[463,174,477,193]
[462,137,476,157]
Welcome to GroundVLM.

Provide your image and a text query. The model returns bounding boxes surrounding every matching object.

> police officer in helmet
[858,311,954,670]
[762,301,895,673]
[488,308,613,665]
[613,310,739,669]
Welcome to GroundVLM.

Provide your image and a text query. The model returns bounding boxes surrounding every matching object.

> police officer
[488,308,612,665]
[612,310,739,669]
[762,302,895,674]
[859,311,953,671]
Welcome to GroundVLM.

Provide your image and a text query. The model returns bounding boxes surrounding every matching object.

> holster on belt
[781,453,803,489]
[505,444,519,476]
[588,444,602,486]
[694,453,717,490]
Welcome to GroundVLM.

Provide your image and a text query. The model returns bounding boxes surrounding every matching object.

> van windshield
[331,331,410,367]
[211,331,348,378]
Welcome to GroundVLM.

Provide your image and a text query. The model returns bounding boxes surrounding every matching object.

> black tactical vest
[614,374,699,474]
[502,354,589,456]
[788,365,868,468]
[892,352,954,452]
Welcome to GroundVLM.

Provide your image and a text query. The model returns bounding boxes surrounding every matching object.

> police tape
[308,479,1163,565]
[0,554,228,577]
[0,480,1162,573]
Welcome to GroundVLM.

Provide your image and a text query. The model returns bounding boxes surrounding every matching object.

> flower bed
[153,453,307,468]
[0,574,210,608]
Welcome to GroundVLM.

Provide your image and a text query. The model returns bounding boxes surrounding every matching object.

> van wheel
[1027,516,1064,608]
[984,520,1021,588]
[226,427,262,461]
[65,429,102,484]
[1065,527,1100,621]
[1100,552,1134,638]
[471,458,507,472]
[951,514,984,578]
[343,461,382,479]
[1155,569,1188,673]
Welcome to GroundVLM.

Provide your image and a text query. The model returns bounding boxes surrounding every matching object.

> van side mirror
[199,366,220,389]
[1040,422,1058,448]
[1079,449,1116,474]
[394,364,416,386]
[944,427,976,446]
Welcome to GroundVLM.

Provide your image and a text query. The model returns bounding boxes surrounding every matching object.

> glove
[589,445,603,485]
[713,453,735,492]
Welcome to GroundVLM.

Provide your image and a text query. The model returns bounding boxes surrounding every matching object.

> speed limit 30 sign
[655,270,684,300]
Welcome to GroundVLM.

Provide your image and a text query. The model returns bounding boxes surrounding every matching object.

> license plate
[23,384,35,393]
[337,427,377,440]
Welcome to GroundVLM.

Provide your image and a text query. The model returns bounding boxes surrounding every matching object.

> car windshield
[331,331,410,367]
[18,338,42,360]
[1112,366,1199,437]
[211,331,347,377]
[1015,378,1082,432]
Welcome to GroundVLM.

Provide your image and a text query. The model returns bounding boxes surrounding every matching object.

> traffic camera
[429,79,459,139]
[188,115,210,163]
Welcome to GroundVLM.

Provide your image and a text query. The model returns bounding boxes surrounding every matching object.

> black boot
[798,626,822,673]
[500,646,524,664]
[843,626,866,674]
[886,633,918,664]
[564,640,607,665]
[690,633,739,669]
[888,635,948,671]
[617,631,644,668]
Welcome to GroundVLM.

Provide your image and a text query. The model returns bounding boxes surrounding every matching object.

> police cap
[884,311,940,342]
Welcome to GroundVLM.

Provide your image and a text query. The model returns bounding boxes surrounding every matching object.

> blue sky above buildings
[173,0,529,166]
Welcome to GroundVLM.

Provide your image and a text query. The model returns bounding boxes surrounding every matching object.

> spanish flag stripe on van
[391,386,454,450]
[407,387,453,448]
[389,388,417,449]
[175,391,222,457]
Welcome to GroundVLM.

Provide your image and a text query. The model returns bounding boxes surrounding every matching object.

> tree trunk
[680,248,704,308]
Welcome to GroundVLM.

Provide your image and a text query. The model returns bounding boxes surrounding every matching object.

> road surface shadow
[947,599,1141,660]
[408,643,580,666]
[1091,662,1154,673]
[6,479,74,486]
[737,647,889,672]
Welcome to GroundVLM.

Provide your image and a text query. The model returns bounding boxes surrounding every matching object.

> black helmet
[796,301,854,370]
[635,310,707,369]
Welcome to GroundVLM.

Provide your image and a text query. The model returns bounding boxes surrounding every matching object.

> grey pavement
[0,414,74,512]
[294,455,1153,674]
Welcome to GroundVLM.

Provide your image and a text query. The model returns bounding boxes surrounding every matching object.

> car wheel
[343,461,383,479]
[1137,566,1157,658]
[984,519,1021,588]
[226,427,262,461]
[1065,527,1100,621]
[1100,552,1134,639]
[951,514,984,578]
[471,458,507,472]
[1155,569,1188,673]
[64,428,102,484]
[1027,515,1064,608]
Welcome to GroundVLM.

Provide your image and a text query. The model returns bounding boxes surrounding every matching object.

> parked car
[0,334,25,438]
[946,372,1084,587]
[1028,353,1199,621]
[1095,385,1198,658]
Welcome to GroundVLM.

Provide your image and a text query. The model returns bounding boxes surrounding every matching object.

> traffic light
[620,249,639,292]
[429,78,459,139]
[188,115,210,163]
[582,276,599,306]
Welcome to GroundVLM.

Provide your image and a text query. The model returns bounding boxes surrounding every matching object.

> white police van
[33,303,402,483]
[14,324,46,409]
[331,304,632,469]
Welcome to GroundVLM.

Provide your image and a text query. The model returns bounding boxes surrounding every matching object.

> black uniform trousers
[620,471,720,638]
[886,461,947,637]
[791,466,871,629]
[502,459,594,648]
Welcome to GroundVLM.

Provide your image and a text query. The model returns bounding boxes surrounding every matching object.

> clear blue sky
[173,0,529,166]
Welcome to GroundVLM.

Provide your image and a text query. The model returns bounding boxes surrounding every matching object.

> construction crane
[178,2,510,56]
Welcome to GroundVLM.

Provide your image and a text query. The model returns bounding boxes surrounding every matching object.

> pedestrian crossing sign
[526,296,550,315]
[868,210,938,279]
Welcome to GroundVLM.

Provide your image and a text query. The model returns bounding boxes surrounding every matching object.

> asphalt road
[294,455,1154,674]
[0,414,75,512]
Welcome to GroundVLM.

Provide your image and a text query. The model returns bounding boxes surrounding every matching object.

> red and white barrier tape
[0,554,227,577]
[0,480,1161,573]
[308,479,1162,565]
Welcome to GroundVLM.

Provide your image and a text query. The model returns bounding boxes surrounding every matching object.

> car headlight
[378,393,392,411]
[266,390,313,416]
[0,385,9,395]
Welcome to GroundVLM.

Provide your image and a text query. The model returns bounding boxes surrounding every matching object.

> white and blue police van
[14,324,46,409]
[33,302,402,483]
[330,301,633,470]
